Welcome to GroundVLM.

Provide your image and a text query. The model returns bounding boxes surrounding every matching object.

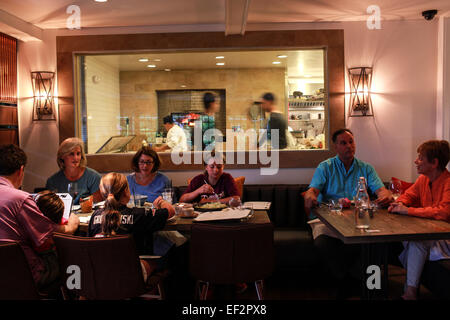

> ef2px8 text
[226,304,267,315]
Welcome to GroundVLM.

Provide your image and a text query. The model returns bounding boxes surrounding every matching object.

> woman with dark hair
[88,172,173,255]
[127,147,175,212]
[388,140,450,300]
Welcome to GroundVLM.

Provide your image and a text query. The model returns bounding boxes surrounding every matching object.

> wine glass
[389,180,402,200]
[229,197,242,209]
[67,182,78,200]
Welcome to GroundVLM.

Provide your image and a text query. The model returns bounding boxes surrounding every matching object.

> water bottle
[355,177,370,229]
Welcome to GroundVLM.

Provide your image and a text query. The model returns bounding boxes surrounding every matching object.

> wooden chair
[187,176,245,198]
[189,223,274,300]
[53,233,165,300]
[0,242,40,300]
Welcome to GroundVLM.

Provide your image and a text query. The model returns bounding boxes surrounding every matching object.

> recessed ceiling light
[153,59,161,62]
[216,62,225,66]
[95,0,108,2]
[272,61,281,65]
[138,58,149,62]
[164,68,171,72]
[216,56,225,59]
[277,55,288,58]
[180,85,186,88]
[147,64,156,68]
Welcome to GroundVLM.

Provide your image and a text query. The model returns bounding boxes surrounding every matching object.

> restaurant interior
[0,0,450,301]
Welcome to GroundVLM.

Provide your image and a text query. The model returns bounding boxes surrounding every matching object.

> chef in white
[153,115,188,152]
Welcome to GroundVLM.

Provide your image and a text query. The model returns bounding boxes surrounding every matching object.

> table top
[77,209,270,233]
[314,205,450,244]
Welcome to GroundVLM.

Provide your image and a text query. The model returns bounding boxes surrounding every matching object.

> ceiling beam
[0,9,42,41]
[225,0,250,36]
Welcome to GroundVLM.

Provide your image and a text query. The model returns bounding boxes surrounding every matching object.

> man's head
[163,115,174,131]
[332,128,356,163]
[261,92,275,112]
[203,92,219,113]
[415,140,450,174]
[0,144,27,188]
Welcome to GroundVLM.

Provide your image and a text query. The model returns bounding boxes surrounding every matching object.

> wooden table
[77,209,270,234]
[314,205,450,299]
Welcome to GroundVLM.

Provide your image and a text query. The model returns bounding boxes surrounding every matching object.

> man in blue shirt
[304,128,393,297]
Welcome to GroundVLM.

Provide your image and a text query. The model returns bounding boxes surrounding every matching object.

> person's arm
[179,183,214,203]
[55,213,80,234]
[374,187,394,207]
[153,144,170,152]
[304,187,320,209]
[153,196,175,218]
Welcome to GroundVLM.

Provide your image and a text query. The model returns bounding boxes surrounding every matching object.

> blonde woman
[46,137,101,204]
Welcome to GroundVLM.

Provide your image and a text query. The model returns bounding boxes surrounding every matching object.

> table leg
[360,243,389,300]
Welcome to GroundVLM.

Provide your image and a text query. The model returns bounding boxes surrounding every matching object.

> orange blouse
[397,169,450,222]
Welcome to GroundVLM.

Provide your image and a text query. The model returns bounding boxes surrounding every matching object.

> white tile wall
[85,56,121,153]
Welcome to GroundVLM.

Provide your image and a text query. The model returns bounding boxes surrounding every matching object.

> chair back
[0,242,40,300]
[53,233,145,300]
[189,223,274,284]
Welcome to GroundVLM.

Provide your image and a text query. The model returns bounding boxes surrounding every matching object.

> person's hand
[68,212,80,227]
[375,188,395,207]
[304,189,318,209]
[153,196,165,209]
[197,184,214,195]
[388,202,408,215]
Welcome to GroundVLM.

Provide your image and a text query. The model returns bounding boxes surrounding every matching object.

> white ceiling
[0,0,449,31]
[88,49,324,78]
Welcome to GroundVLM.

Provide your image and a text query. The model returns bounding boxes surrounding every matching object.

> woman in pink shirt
[389,140,450,300]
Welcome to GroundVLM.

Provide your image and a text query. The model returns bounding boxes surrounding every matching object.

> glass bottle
[355,177,370,229]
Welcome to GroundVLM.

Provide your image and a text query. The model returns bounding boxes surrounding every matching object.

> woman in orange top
[388,140,450,300]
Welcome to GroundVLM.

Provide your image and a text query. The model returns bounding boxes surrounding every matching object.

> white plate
[72,205,81,211]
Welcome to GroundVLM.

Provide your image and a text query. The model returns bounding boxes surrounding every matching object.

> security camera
[422,10,438,20]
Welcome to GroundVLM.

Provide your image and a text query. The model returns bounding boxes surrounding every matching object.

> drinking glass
[162,188,173,204]
[389,180,402,201]
[229,197,242,209]
[355,204,370,229]
[328,199,343,214]
[67,182,78,200]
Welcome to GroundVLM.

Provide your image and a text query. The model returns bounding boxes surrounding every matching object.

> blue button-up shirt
[309,156,384,206]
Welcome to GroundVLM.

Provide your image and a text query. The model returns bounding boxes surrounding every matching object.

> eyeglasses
[138,160,154,166]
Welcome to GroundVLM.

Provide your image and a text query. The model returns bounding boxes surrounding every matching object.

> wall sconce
[348,67,373,117]
[31,71,56,121]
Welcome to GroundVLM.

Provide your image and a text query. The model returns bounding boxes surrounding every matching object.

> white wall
[17,30,60,192]
[344,20,438,183]
[85,56,121,153]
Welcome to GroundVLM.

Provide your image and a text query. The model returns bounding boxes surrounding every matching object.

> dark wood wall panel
[0,32,18,145]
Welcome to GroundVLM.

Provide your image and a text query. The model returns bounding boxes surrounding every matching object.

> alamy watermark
[366,5,381,30]
[366,265,381,290]
[169,127,280,176]
[66,5,81,30]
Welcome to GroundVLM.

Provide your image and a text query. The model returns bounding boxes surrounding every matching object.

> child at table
[35,190,65,225]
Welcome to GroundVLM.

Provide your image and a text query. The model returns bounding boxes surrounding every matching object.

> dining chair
[0,241,40,300]
[53,233,166,300]
[189,223,274,300]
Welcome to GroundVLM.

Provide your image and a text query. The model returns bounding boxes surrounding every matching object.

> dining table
[76,208,271,234]
[313,204,450,300]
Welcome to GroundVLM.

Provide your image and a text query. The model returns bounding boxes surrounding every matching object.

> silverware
[204,179,219,201]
